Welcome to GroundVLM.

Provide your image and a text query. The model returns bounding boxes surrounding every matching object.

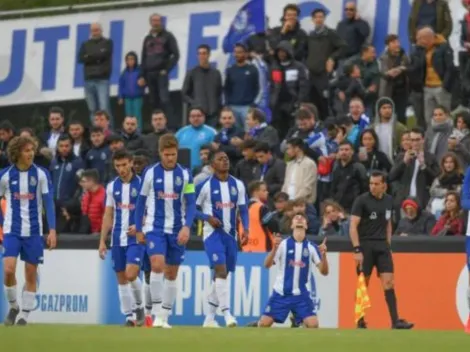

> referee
[349,171,413,329]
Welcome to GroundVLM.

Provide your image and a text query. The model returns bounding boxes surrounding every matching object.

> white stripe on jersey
[164,170,175,233]
[19,172,30,236]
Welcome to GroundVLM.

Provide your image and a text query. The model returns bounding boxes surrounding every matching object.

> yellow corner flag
[354,273,371,324]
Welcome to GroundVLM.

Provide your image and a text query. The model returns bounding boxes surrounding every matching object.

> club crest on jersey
[212,253,218,262]
[131,188,137,197]
[149,241,155,249]
[303,248,309,257]
[65,163,72,172]
[101,152,107,160]
[175,176,182,186]
[231,186,237,196]
[30,176,37,186]
[265,305,271,313]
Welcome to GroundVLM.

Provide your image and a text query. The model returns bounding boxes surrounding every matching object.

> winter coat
[81,186,106,233]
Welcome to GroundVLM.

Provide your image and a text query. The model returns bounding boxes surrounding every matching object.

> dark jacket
[330,160,369,212]
[336,18,370,58]
[306,27,346,75]
[85,145,112,184]
[50,153,84,205]
[78,37,113,80]
[359,149,392,175]
[140,29,180,76]
[268,22,308,62]
[258,156,286,197]
[214,126,244,164]
[394,197,436,236]
[249,124,280,151]
[424,119,453,162]
[408,0,453,43]
[143,128,171,161]
[0,139,11,169]
[378,49,410,98]
[406,34,455,92]
[224,63,259,106]
[235,158,259,188]
[305,204,320,235]
[182,65,223,116]
[120,131,145,152]
[73,140,91,161]
[453,133,470,169]
[344,55,381,89]
[280,123,324,161]
[118,52,145,99]
[270,41,309,108]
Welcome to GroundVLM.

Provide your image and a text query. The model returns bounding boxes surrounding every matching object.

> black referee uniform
[350,192,393,276]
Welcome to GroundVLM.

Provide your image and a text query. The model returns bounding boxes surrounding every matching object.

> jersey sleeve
[308,243,322,265]
[39,168,52,195]
[196,181,207,207]
[0,173,6,198]
[236,180,247,206]
[105,182,115,208]
[350,195,365,217]
[139,168,153,196]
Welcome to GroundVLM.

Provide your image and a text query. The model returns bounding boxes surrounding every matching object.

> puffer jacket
[81,186,106,233]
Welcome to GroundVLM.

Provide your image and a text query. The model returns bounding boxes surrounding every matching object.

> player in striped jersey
[196,150,249,328]
[135,134,196,328]
[99,149,145,327]
[258,213,328,328]
[1,136,56,326]
[461,166,470,333]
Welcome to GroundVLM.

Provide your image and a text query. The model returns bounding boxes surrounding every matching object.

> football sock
[384,288,399,325]
[215,278,231,318]
[150,272,163,315]
[4,285,19,310]
[118,284,133,317]
[19,290,36,321]
[144,282,152,315]
[161,279,177,319]
[207,281,218,320]
[129,277,143,308]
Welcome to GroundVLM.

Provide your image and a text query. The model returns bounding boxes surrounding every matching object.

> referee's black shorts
[358,240,394,277]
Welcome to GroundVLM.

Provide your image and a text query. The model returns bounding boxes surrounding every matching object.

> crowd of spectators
[2,0,470,245]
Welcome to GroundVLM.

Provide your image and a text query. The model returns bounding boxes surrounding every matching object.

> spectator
[80,169,106,234]
[78,23,113,124]
[182,44,223,126]
[213,107,244,167]
[93,110,112,138]
[254,141,286,199]
[330,141,368,212]
[133,149,151,176]
[143,110,170,161]
[140,13,179,122]
[279,200,295,234]
[104,134,125,183]
[379,35,410,125]
[337,114,361,147]
[235,140,259,187]
[50,135,84,208]
[394,197,436,236]
[358,129,392,175]
[336,2,370,59]
[372,97,407,163]
[389,127,440,219]
[427,152,463,217]
[224,43,259,130]
[40,107,66,161]
[268,3,307,62]
[431,191,465,236]
[246,108,279,151]
[460,0,470,107]
[270,41,309,138]
[424,105,453,162]
[266,191,290,234]
[395,130,412,159]
[18,128,50,169]
[449,111,470,168]
[193,145,213,185]
[0,120,15,168]
[291,197,320,235]
[319,199,349,237]
[250,45,272,122]
[85,127,111,184]
[307,8,346,119]
[348,97,370,132]
[118,51,145,131]
[408,0,453,44]
[282,137,318,204]
[176,106,216,170]
[332,64,366,115]
[67,120,90,160]
[120,116,145,152]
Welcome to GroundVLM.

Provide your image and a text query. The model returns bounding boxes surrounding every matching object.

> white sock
[150,272,163,315]
[215,278,231,318]
[144,283,152,315]
[118,284,133,319]
[129,277,143,309]
[161,279,177,319]
[467,287,470,314]
[206,281,218,320]
[4,285,19,310]
[19,290,36,321]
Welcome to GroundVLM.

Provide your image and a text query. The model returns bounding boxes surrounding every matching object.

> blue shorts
[263,291,316,324]
[142,251,151,272]
[112,244,145,273]
[204,230,238,272]
[466,236,470,271]
[3,235,44,265]
[146,232,185,266]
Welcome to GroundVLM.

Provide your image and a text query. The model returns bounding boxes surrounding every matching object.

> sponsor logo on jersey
[157,191,179,200]
[13,192,35,200]
[117,202,135,210]
[215,201,235,209]
[288,259,306,268]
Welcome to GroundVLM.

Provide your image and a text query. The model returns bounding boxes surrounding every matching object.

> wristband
[353,246,362,253]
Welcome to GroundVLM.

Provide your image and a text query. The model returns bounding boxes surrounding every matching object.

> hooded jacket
[140,28,180,76]
[118,52,145,99]
[270,41,309,108]
[424,118,453,162]
[50,153,84,205]
[81,185,106,233]
[268,21,308,62]
[394,197,436,236]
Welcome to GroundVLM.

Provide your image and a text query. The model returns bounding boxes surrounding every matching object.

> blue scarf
[249,122,267,137]
[220,128,230,144]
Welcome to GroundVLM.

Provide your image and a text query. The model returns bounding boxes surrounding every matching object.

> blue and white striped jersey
[272,237,322,296]
[196,175,247,240]
[0,164,53,237]
[105,175,141,247]
[139,163,194,235]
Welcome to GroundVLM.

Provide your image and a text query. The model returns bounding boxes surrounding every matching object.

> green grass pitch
[0,325,468,352]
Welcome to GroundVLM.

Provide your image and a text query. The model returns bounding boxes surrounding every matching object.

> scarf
[439,172,463,189]
[220,128,230,144]
[249,122,267,137]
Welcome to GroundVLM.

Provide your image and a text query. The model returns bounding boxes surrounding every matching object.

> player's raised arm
[39,168,56,249]
[313,238,328,276]
[462,167,470,210]
[264,234,282,269]
[99,183,115,259]
[135,167,152,233]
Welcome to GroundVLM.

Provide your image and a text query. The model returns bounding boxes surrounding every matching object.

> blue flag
[222,0,266,56]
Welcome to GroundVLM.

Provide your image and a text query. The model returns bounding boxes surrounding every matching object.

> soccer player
[1,136,56,326]
[196,150,249,328]
[99,149,145,327]
[257,213,328,328]
[461,166,470,332]
[135,134,196,328]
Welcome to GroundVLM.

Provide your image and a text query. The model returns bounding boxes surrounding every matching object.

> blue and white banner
[0,0,464,106]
